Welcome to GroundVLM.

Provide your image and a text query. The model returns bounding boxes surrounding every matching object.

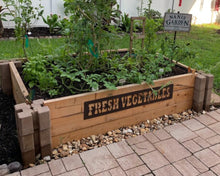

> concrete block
[203,73,214,90]
[193,101,204,113]
[17,111,34,136]
[19,135,35,153]
[193,89,206,103]
[41,144,52,158]
[40,129,51,147]
[204,88,212,111]
[22,150,35,167]
[32,99,44,106]
[38,106,50,130]
[194,74,206,91]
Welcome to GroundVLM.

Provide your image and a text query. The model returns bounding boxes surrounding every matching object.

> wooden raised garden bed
[0,51,214,166]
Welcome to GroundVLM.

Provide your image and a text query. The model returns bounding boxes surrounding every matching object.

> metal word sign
[164,13,192,32]
[84,84,173,119]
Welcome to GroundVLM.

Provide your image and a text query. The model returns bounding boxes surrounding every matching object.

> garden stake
[25,34,29,48]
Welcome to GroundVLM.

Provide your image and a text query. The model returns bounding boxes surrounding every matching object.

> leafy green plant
[42,14,60,34]
[2,0,43,58]
[121,13,131,32]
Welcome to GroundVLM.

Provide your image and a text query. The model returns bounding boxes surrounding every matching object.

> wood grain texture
[9,62,29,104]
[51,100,192,148]
[51,88,194,137]
[45,73,195,120]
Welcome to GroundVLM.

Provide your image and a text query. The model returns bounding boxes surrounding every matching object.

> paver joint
[6,109,220,176]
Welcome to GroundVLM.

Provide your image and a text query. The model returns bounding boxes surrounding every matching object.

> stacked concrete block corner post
[0,60,22,95]
[32,99,52,158]
[193,74,206,112]
[202,73,214,111]
[14,103,35,167]
[14,99,52,167]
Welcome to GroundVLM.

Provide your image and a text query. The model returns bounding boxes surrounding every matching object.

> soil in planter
[0,91,22,165]
[1,27,61,38]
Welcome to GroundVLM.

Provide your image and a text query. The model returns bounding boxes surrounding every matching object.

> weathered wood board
[9,62,29,104]
[44,73,196,148]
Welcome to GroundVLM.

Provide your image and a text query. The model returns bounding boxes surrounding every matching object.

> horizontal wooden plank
[131,17,146,20]
[51,100,192,148]
[51,88,194,136]
[9,62,29,104]
[46,73,195,119]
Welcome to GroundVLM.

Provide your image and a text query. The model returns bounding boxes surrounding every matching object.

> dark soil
[1,27,61,38]
[0,91,22,165]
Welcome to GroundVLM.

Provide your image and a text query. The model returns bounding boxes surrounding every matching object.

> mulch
[0,91,22,165]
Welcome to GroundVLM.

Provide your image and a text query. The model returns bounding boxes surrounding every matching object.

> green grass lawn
[0,24,219,93]
[167,24,220,94]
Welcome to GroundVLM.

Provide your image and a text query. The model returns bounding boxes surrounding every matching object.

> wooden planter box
[0,53,214,166]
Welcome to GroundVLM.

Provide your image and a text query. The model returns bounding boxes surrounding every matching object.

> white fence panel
[0,0,219,28]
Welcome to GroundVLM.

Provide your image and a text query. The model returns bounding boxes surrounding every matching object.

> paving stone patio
[7,109,220,176]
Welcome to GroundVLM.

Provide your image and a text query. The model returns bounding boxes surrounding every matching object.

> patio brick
[182,119,205,131]
[153,165,181,176]
[186,155,208,173]
[210,143,220,156]
[207,111,220,121]
[141,150,169,170]
[94,171,110,176]
[182,140,202,153]
[195,114,217,126]
[155,138,191,162]
[195,127,216,139]
[209,122,220,135]
[109,167,126,176]
[165,123,197,142]
[59,167,89,176]
[131,141,155,155]
[107,141,133,158]
[193,137,211,148]
[48,159,66,176]
[211,164,220,175]
[173,159,200,176]
[80,146,118,175]
[7,172,21,176]
[126,165,150,176]
[21,163,49,176]
[144,133,160,143]
[199,171,216,176]
[117,153,143,170]
[38,172,52,176]
[62,154,83,171]
[153,129,171,140]
[195,148,220,167]
[206,135,220,145]
[126,135,147,145]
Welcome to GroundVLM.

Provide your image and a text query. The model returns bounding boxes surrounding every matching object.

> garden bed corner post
[14,100,52,166]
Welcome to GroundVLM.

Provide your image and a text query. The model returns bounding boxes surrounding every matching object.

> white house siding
[0,0,219,28]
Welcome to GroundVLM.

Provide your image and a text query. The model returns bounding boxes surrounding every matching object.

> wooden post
[129,17,146,56]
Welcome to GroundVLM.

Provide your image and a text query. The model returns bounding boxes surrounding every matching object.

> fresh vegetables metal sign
[164,12,192,32]
[84,84,173,119]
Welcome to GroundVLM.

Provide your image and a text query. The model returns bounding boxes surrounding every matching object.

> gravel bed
[33,106,218,166]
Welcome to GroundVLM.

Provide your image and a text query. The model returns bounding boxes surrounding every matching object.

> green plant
[2,0,43,58]
[42,14,60,34]
[121,13,131,32]
[63,0,120,68]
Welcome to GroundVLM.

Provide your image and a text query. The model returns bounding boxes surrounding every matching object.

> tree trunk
[0,19,4,37]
